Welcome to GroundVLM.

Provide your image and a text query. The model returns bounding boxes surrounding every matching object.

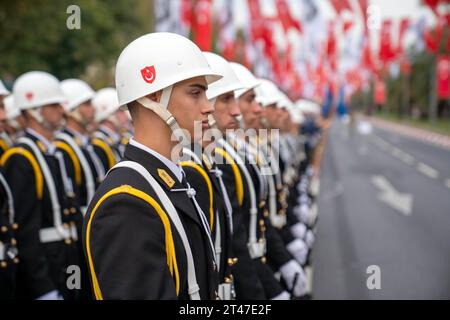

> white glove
[296,180,308,193]
[308,203,318,226]
[36,290,63,300]
[297,193,310,206]
[290,222,307,239]
[279,260,307,297]
[294,203,310,224]
[305,230,315,249]
[309,177,320,196]
[306,165,314,178]
[271,290,291,300]
[286,239,309,265]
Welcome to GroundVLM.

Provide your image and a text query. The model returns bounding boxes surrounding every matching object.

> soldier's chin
[226,121,239,130]
[52,122,64,131]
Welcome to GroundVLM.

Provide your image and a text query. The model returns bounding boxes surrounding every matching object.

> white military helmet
[0,79,10,96]
[229,62,260,98]
[116,32,221,106]
[202,52,243,101]
[13,71,66,110]
[255,79,285,107]
[296,99,321,115]
[3,95,21,120]
[93,88,120,123]
[287,104,305,124]
[277,91,295,110]
[115,32,221,142]
[61,79,95,112]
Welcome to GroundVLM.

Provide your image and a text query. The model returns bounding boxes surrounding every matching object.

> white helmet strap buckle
[28,108,44,125]
[28,108,56,131]
[69,108,87,126]
[136,86,187,144]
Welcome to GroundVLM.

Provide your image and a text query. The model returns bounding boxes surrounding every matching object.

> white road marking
[445,179,450,189]
[373,138,391,151]
[416,162,439,179]
[371,175,413,216]
[390,147,416,165]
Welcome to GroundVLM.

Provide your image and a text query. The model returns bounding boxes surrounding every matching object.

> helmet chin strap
[136,86,188,145]
[101,114,120,130]
[9,118,20,130]
[235,114,245,129]
[69,107,88,127]
[207,98,218,129]
[207,114,218,129]
[28,108,51,131]
[28,108,62,132]
[261,116,270,129]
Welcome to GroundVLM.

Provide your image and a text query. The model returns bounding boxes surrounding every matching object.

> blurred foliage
[0,0,153,88]
[351,24,449,121]
[376,110,450,136]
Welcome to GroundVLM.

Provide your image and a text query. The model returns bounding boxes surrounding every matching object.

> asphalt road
[312,120,450,299]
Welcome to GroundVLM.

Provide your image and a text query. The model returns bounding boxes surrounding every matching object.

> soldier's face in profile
[278,108,289,130]
[213,91,241,132]
[168,76,214,142]
[41,103,64,131]
[0,104,6,132]
[239,89,262,130]
[265,104,278,128]
[115,109,131,129]
[78,101,95,125]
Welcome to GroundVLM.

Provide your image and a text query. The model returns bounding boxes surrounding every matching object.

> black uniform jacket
[180,148,233,284]
[1,130,79,299]
[82,143,218,300]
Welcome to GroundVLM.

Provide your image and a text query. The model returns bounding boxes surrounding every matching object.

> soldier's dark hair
[127,101,139,121]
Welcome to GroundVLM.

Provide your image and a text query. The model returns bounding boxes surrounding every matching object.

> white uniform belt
[39,224,77,243]
[248,240,266,259]
[218,283,234,300]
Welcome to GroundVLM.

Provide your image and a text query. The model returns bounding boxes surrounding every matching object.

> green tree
[0,0,153,88]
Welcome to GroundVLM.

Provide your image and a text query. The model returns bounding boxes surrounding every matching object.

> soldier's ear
[145,90,162,103]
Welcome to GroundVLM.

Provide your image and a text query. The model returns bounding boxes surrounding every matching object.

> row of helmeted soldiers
[0,32,324,300]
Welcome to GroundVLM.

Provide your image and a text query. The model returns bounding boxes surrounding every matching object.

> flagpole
[149,0,155,32]
[429,55,437,124]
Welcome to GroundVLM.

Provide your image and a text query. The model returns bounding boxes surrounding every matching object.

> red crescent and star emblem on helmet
[140,66,156,84]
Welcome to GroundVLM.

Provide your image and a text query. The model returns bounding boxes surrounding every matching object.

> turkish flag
[423,0,440,16]
[424,16,445,54]
[400,58,411,75]
[397,18,410,55]
[374,77,386,104]
[330,0,352,15]
[181,0,193,28]
[437,56,450,99]
[327,23,338,71]
[192,0,212,51]
[343,19,354,33]
[276,0,302,33]
[379,20,395,64]
[358,0,368,33]
[247,0,263,41]
[362,37,375,72]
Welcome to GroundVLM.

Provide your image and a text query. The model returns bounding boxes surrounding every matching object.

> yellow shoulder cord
[214,147,244,207]
[92,138,116,170]
[0,147,44,199]
[0,139,9,154]
[180,160,214,230]
[85,185,179,300]
[54,141,82,186]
